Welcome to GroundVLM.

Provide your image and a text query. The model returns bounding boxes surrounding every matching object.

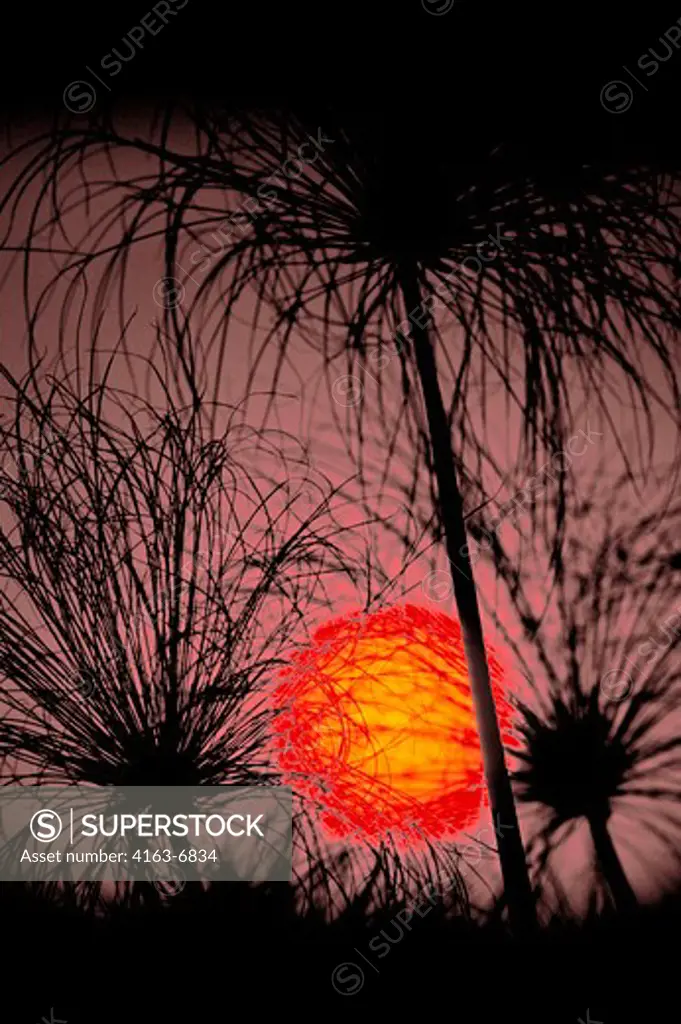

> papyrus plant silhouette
[4,102,681,933]
[0,336,357,910]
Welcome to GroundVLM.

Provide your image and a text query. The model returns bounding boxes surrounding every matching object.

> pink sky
[1,115,680,914]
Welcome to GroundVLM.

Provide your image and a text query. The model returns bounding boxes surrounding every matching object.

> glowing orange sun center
[271,604,512,841]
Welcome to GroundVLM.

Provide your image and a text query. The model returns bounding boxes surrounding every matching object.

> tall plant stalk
[588,816,637,913]
[401,270,536,937]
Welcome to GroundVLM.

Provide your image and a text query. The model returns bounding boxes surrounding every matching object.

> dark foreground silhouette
[4,879,679,1023]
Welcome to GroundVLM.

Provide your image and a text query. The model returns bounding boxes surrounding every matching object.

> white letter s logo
[29,809,63,843]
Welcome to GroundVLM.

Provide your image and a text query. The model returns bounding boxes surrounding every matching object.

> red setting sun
[271,604,514,842]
